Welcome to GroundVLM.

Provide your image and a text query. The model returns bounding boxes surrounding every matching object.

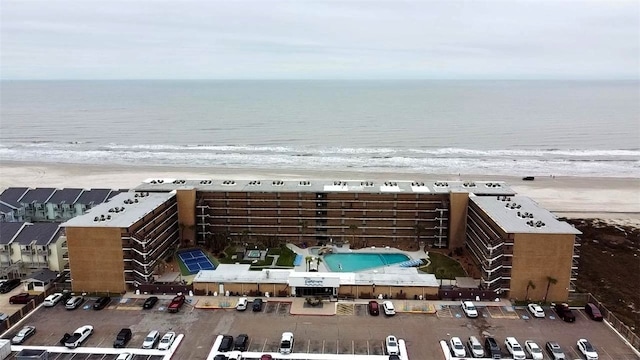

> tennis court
[178,249,216,274]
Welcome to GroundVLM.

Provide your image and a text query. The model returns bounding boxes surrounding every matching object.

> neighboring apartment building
[466,195,581,301]
[62,191,179,293]
[0,187,29,222]
[0,187,126,223]
[0,222,67,278]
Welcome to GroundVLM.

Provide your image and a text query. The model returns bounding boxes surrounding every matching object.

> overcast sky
[1,1,638,80]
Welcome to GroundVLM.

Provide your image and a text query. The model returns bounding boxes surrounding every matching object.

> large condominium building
[61,177,580,301]
[62,191,179,293]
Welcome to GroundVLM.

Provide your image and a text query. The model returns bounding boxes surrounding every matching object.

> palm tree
[349,223,358,247]
[298,220,308,244]
[305,256,313,271]
[543,276,558,302]
[315,257,323,268]
[525,280,536,300]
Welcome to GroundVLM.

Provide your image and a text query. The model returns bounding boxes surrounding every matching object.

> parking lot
[1,296,638,360]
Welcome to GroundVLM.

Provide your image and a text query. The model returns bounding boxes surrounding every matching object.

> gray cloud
[1,1,638,79]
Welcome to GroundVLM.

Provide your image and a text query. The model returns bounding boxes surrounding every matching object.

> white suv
[385,335,400,355]
[142,330,159,349]
[461,301,478,318]
[505,337,526,360]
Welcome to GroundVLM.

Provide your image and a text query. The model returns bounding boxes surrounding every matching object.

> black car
[143,296,159,309]
[234,333,249,351]
[218,335,234,352]
[252,298,263,312]
[213,355,228,360]
[113,328,132,348]
[59,333,71,345]
[0,279,21,294]
[93,296,111,310]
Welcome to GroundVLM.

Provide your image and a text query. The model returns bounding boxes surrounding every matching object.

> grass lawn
[419,252,466,279]
[275,245,296,267]
[175,255,191,276]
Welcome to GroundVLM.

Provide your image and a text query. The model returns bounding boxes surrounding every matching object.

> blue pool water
[323,253,410,272]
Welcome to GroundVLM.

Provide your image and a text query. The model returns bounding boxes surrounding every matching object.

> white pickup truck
[64,325,93,349]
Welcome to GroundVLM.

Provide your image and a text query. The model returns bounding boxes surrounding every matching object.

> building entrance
[296,287,335,297]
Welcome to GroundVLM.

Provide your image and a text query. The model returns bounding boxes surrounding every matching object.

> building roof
[62,191,176,228]
[193,264,439,287]
[0,187,29,207]
[0,202,16,214]
[48,188,83,205]
[0,222,26,245]
[106,189,128,201]
[470,195,582,235]
[19,188,56,204]
[26,268,60,283]
[13,222,62,246]
[76,188,112,205]
[134,178,515,196]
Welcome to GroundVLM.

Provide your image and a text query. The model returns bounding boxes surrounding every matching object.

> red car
[260,355,273,360]
[167,294,185,313]
[9,293,33,304]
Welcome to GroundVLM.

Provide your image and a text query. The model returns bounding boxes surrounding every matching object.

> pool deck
[287,243,429,273]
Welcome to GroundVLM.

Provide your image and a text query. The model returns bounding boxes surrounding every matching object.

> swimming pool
[323,253,410,272]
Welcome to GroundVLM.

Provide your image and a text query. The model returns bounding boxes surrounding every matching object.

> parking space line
[600,346,615,360]
[262,338,267,352]
[322,339,325,353]
[336,340,339,354]
[367,340,370,355]
[307,339,310,353]
[352,340,354,354]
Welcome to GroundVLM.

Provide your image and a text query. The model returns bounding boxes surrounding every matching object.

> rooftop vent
[134,192,150,197]
[517,211,534,219]
[248,181,262,186]
[360,181,374,187]
[199,180,213,185]
[411,182,426,187]
[498,196,512,202]
[462,181,476,188]
[272,180,285,186]
[149,179,164,184]
[505,202,522,210]
[333,181,347,186]
[173,180,186,184]
[434,181,449,187]
[222,180,236,186]
[485,182,502,188]
[383,182,398,186]
[298,181,311,186]
[526,220,546,228]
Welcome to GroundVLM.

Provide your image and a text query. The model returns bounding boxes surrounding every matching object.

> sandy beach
[1,161,638,222]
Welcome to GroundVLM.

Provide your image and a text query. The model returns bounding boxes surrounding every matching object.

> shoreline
[1,160,639,219]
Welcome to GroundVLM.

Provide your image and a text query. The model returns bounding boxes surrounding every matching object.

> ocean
[1,80,638,177]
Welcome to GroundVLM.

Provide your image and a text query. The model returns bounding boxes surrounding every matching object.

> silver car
[546,341,566,360]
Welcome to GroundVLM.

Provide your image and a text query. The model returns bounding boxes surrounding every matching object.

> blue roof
[19,188,56,204]
[76,188,112,205]
[0,187,29,207]
[48,188,83,204]
[0,222,26,245]
[13,222,62,246]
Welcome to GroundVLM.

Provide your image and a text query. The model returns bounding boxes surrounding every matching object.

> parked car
[142,330,160,349]
[382,301,395,316]
[577,338,599,360]
[64,325,93,349]
[505,337,526,360]
[143,296,159,309]
[65,296,84,310]
[168,294,185,313]
[279,332,294,354]
[0,279,21,294]
[213,355,228,360]
[219,335,234,352]
[484,336,501,359]
[116,353,133,360]
[252,298,263,312]
[545,341,567,360]
[467,335,485,358]
[260,355,273,360]
[449,336,466,357]
[461,301,478,318]
[236,297,248,311]
[525,340,544,360]
[158,331,176,350]
[9,293,33,304]
[585,303,603,321]
[93,296,111,310]
[11,325,36,344]
[113,328,132,348]
[234,333,249,351]
[554,303,576,322]
[368,300,380,316]
[0,313,8,322]
[527,303,545,318]
[385,335,400,355]
[43,293,64,307]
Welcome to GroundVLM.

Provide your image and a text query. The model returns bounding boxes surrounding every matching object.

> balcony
[62,252,69,260]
